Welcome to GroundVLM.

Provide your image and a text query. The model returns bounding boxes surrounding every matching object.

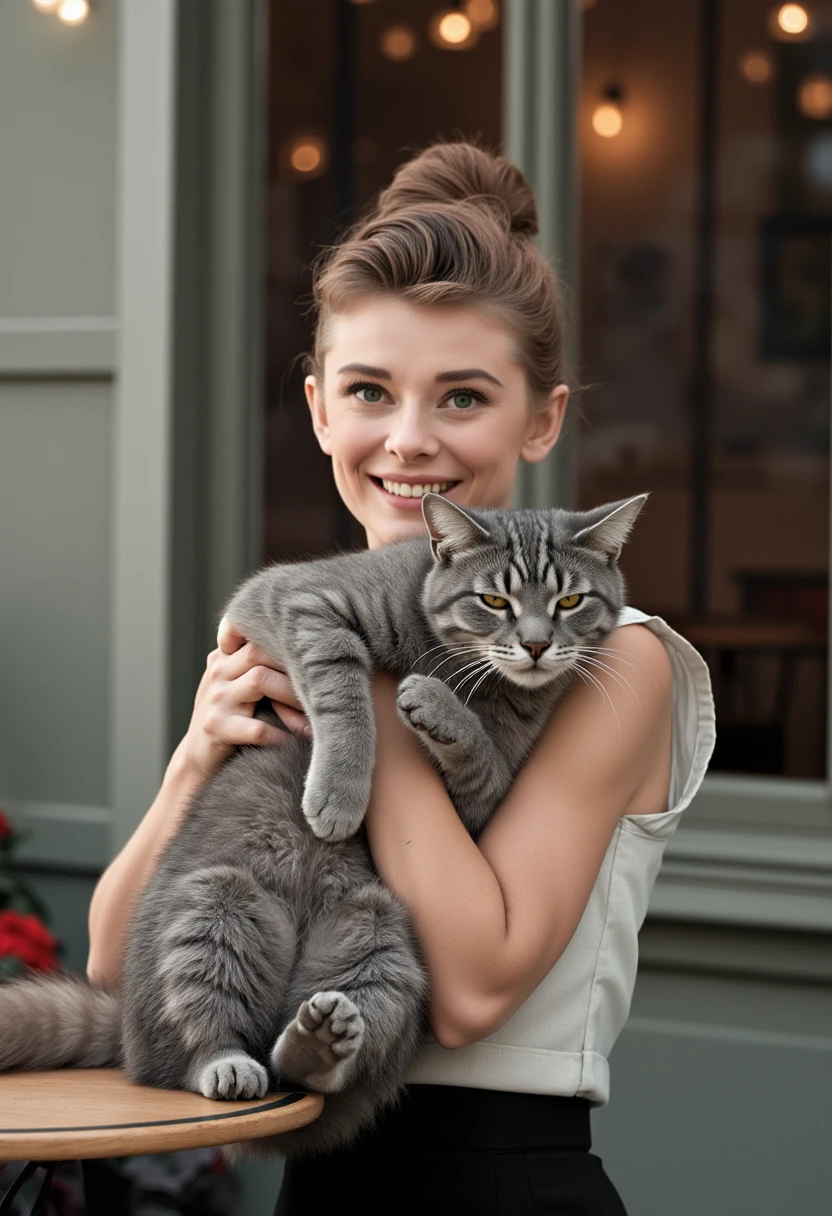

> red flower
[0,812,13,842]
[0,910,60,972]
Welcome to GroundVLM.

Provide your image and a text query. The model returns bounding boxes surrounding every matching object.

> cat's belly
[244,814,375,921]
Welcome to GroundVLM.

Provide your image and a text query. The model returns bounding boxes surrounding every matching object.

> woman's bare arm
[364,623,672,1049]
[86,621,310,986]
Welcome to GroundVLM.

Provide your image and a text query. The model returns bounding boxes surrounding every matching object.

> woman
[87,142,715,1214]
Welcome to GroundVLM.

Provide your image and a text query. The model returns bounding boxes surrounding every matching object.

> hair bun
[373,141,538,238]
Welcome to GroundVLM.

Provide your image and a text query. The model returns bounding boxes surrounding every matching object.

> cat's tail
[0,973,121,1071]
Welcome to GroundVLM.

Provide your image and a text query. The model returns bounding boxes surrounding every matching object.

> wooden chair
[0,1069,322,1214]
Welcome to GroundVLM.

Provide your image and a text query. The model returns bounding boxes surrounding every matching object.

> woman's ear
[305,374,332,455]
[520,383,569,464]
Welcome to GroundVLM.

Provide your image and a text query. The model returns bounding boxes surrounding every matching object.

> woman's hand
[180,617,310,783]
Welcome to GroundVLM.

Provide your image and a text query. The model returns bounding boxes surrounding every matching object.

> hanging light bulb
[592,86,624,138]
[286,135,328,179]
[429,9,479,51]
[739,49,775,84]
[381,24,418,61]
[464,0,499,32]
[57,0,89,23]
[768,3,812,39]
[798,74,832,119]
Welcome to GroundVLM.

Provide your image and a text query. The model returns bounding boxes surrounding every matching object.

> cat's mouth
[495,654,574,688]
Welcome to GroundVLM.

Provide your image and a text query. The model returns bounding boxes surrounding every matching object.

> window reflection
[579,0,830,779]
[263,0,502,560]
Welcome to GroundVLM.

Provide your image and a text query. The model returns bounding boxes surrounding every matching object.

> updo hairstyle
[308,140,566,406]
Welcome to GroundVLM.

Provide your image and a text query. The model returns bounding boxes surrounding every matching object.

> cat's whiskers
[447,657,493,691]
[411,640,476,670]
[411,641,455,669]
[452,660,495,697]
[580,645,659,693]
[571,659,622,734]
[426,647,488,678]
[464,664,498,706]
[573,654,643,716]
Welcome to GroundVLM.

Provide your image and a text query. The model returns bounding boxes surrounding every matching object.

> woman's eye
[481,594,508,609]
[449,392,478,411]
[557,593,583,610]
[355,385,385,404]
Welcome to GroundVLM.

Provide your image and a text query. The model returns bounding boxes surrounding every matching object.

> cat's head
[419,492,647,690]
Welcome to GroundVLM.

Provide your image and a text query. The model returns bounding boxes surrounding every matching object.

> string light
[381,24,418,61]
[429,9,479,51]
[776,3,809,33]
[31,0,60,11]
[768,3,811,39]
[464,0,499,32]
[592,86,624,138]
[286,135,328,179]
[798,74,832,119]
[739,50,774,84]
[57,0,89,23]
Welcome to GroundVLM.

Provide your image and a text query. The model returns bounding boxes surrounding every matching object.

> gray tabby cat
[0,492,645,1159]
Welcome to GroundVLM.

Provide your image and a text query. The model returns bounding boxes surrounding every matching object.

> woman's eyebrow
[337,363,392,378]
[435,368,504,387]
[337,362,504,388]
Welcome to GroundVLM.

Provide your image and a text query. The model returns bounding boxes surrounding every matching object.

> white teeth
[380,479,454,498]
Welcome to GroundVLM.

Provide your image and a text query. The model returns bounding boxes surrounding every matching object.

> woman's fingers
[237,665,305,713]
[212,714,289,749]
[271,702,312,739]
[217,616,247,655]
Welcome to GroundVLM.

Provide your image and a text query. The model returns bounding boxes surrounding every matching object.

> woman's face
[306,297,568,549]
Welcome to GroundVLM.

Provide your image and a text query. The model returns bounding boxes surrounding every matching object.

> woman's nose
[384,402,440,463]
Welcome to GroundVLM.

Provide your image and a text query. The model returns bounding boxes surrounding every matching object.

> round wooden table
[0,1070,323,1214]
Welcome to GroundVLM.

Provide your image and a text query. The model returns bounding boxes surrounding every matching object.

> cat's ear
[571,493,648,561]
[421,493,490,562]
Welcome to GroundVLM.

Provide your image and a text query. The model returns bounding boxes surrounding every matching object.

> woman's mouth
[369,476,461,509]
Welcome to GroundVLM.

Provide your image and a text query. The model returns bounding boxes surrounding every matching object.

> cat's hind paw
[271,990,364,1093]
[196,1052,269,1100]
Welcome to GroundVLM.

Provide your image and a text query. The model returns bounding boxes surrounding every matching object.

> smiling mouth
[370,476,461,500]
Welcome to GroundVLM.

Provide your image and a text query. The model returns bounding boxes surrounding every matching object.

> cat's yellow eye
[557,593,583,610]
[481,594,508,609]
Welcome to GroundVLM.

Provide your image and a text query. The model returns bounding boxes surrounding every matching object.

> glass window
[579,0,830,780]
[263,0,503,560]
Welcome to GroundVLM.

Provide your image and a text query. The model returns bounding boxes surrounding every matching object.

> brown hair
[308,140,566,404]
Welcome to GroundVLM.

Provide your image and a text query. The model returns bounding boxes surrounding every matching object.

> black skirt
[274,1085,628,1215]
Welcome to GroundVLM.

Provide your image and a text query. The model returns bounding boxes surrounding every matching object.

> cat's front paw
[396,674,461,746]
[302,756,370,842]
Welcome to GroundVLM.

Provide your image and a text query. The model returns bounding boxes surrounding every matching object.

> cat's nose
[522,640,551,660]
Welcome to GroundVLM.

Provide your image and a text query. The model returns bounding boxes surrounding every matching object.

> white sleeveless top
[406,607,717,1104]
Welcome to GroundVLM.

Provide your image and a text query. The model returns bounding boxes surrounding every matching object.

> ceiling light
[777,3,809,32]
[592,86,624,138]
[57,0,89,23]
[429,9,479,50]
[464,0,499,31]
[798,74,832,119]
[739,50,774,84]
[381,24,418,61]
[287,135,328,179]
[768,3,812,39]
